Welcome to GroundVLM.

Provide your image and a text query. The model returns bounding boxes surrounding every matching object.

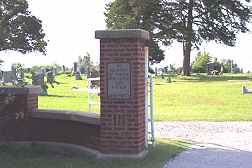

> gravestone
[96,29,149,157]
[73,62,78,73]
[73,62,82,80]
[46,69,54,87]
[0,71,3,85]
[32,72,48,96]
[0,64,26,87]
[75,71,82,80]
[46,69,60,87]
[2,71,17,85]
[62,65,66,73]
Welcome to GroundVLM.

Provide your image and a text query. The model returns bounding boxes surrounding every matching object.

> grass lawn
[38,74,100,112]
[38,73,252,121]
[0,140,189,168]
[154,73,252,121]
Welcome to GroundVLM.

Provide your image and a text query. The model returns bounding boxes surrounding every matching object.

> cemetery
[1,33,252,167]
[0,29,155,159]
[1,31,252,166]
[0,0,252,167]
[38,73,252,121]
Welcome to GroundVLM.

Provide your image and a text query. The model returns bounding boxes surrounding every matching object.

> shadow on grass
[155,83,166,86]
[0,140,189,168]
[45,95,77,98]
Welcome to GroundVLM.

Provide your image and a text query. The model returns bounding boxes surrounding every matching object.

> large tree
[105,0,165,64]
[0,0,47,54]
[157,0,251,75]
[105,0,251,75]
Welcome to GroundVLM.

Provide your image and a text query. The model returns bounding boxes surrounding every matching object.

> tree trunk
[182,42,191,76]
[182,0,194,76]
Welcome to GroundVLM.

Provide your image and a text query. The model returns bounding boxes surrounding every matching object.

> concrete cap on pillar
[95,29,149,41]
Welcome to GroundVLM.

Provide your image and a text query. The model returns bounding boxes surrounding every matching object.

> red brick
[97,30,149,155]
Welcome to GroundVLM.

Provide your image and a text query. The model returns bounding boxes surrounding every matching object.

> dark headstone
[62,65,66,73]
[0,71,3,84]
[46,70,60,88]
[2,71,17,85]
[75,71,82,80]
[73,62,78,73]
[47,70,54,83]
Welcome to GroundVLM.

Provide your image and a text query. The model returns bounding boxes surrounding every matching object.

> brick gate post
[95,29,149,157]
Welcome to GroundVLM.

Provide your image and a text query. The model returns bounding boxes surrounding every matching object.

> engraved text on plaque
[108,63,130,98]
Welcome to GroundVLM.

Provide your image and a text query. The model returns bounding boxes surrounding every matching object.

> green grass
[155,73,252,121]
[0,140,189,168]
[37,73,252,121]
[38,74,100,112]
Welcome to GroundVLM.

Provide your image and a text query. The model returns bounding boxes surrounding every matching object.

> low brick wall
[0,87,101,155]
[2,110,100,151]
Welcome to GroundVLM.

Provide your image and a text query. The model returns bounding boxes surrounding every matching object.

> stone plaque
[108,63,130,98]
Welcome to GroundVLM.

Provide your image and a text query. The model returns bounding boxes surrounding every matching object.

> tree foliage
[192,51,211,73]
[105,0,136,29]
[157,0,251,75]
[105,0,252,75]
[105,0,165,64]
[0,0,47,54]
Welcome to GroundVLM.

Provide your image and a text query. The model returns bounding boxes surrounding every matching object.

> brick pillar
[95,29,149,157]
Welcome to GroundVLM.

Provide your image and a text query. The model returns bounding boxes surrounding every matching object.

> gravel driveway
[155,122,252,168]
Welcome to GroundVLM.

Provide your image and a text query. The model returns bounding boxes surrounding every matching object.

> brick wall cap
[0,85,41,95]
[32,109,100,125]
[95,29,149,41]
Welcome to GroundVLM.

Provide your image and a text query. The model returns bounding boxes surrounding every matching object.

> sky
[0,0,252,71]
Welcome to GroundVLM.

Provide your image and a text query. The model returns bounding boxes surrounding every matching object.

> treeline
[29,64,65,75]
[156,51,244,75]
[192,52,243,74]
[0,52,100,77]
